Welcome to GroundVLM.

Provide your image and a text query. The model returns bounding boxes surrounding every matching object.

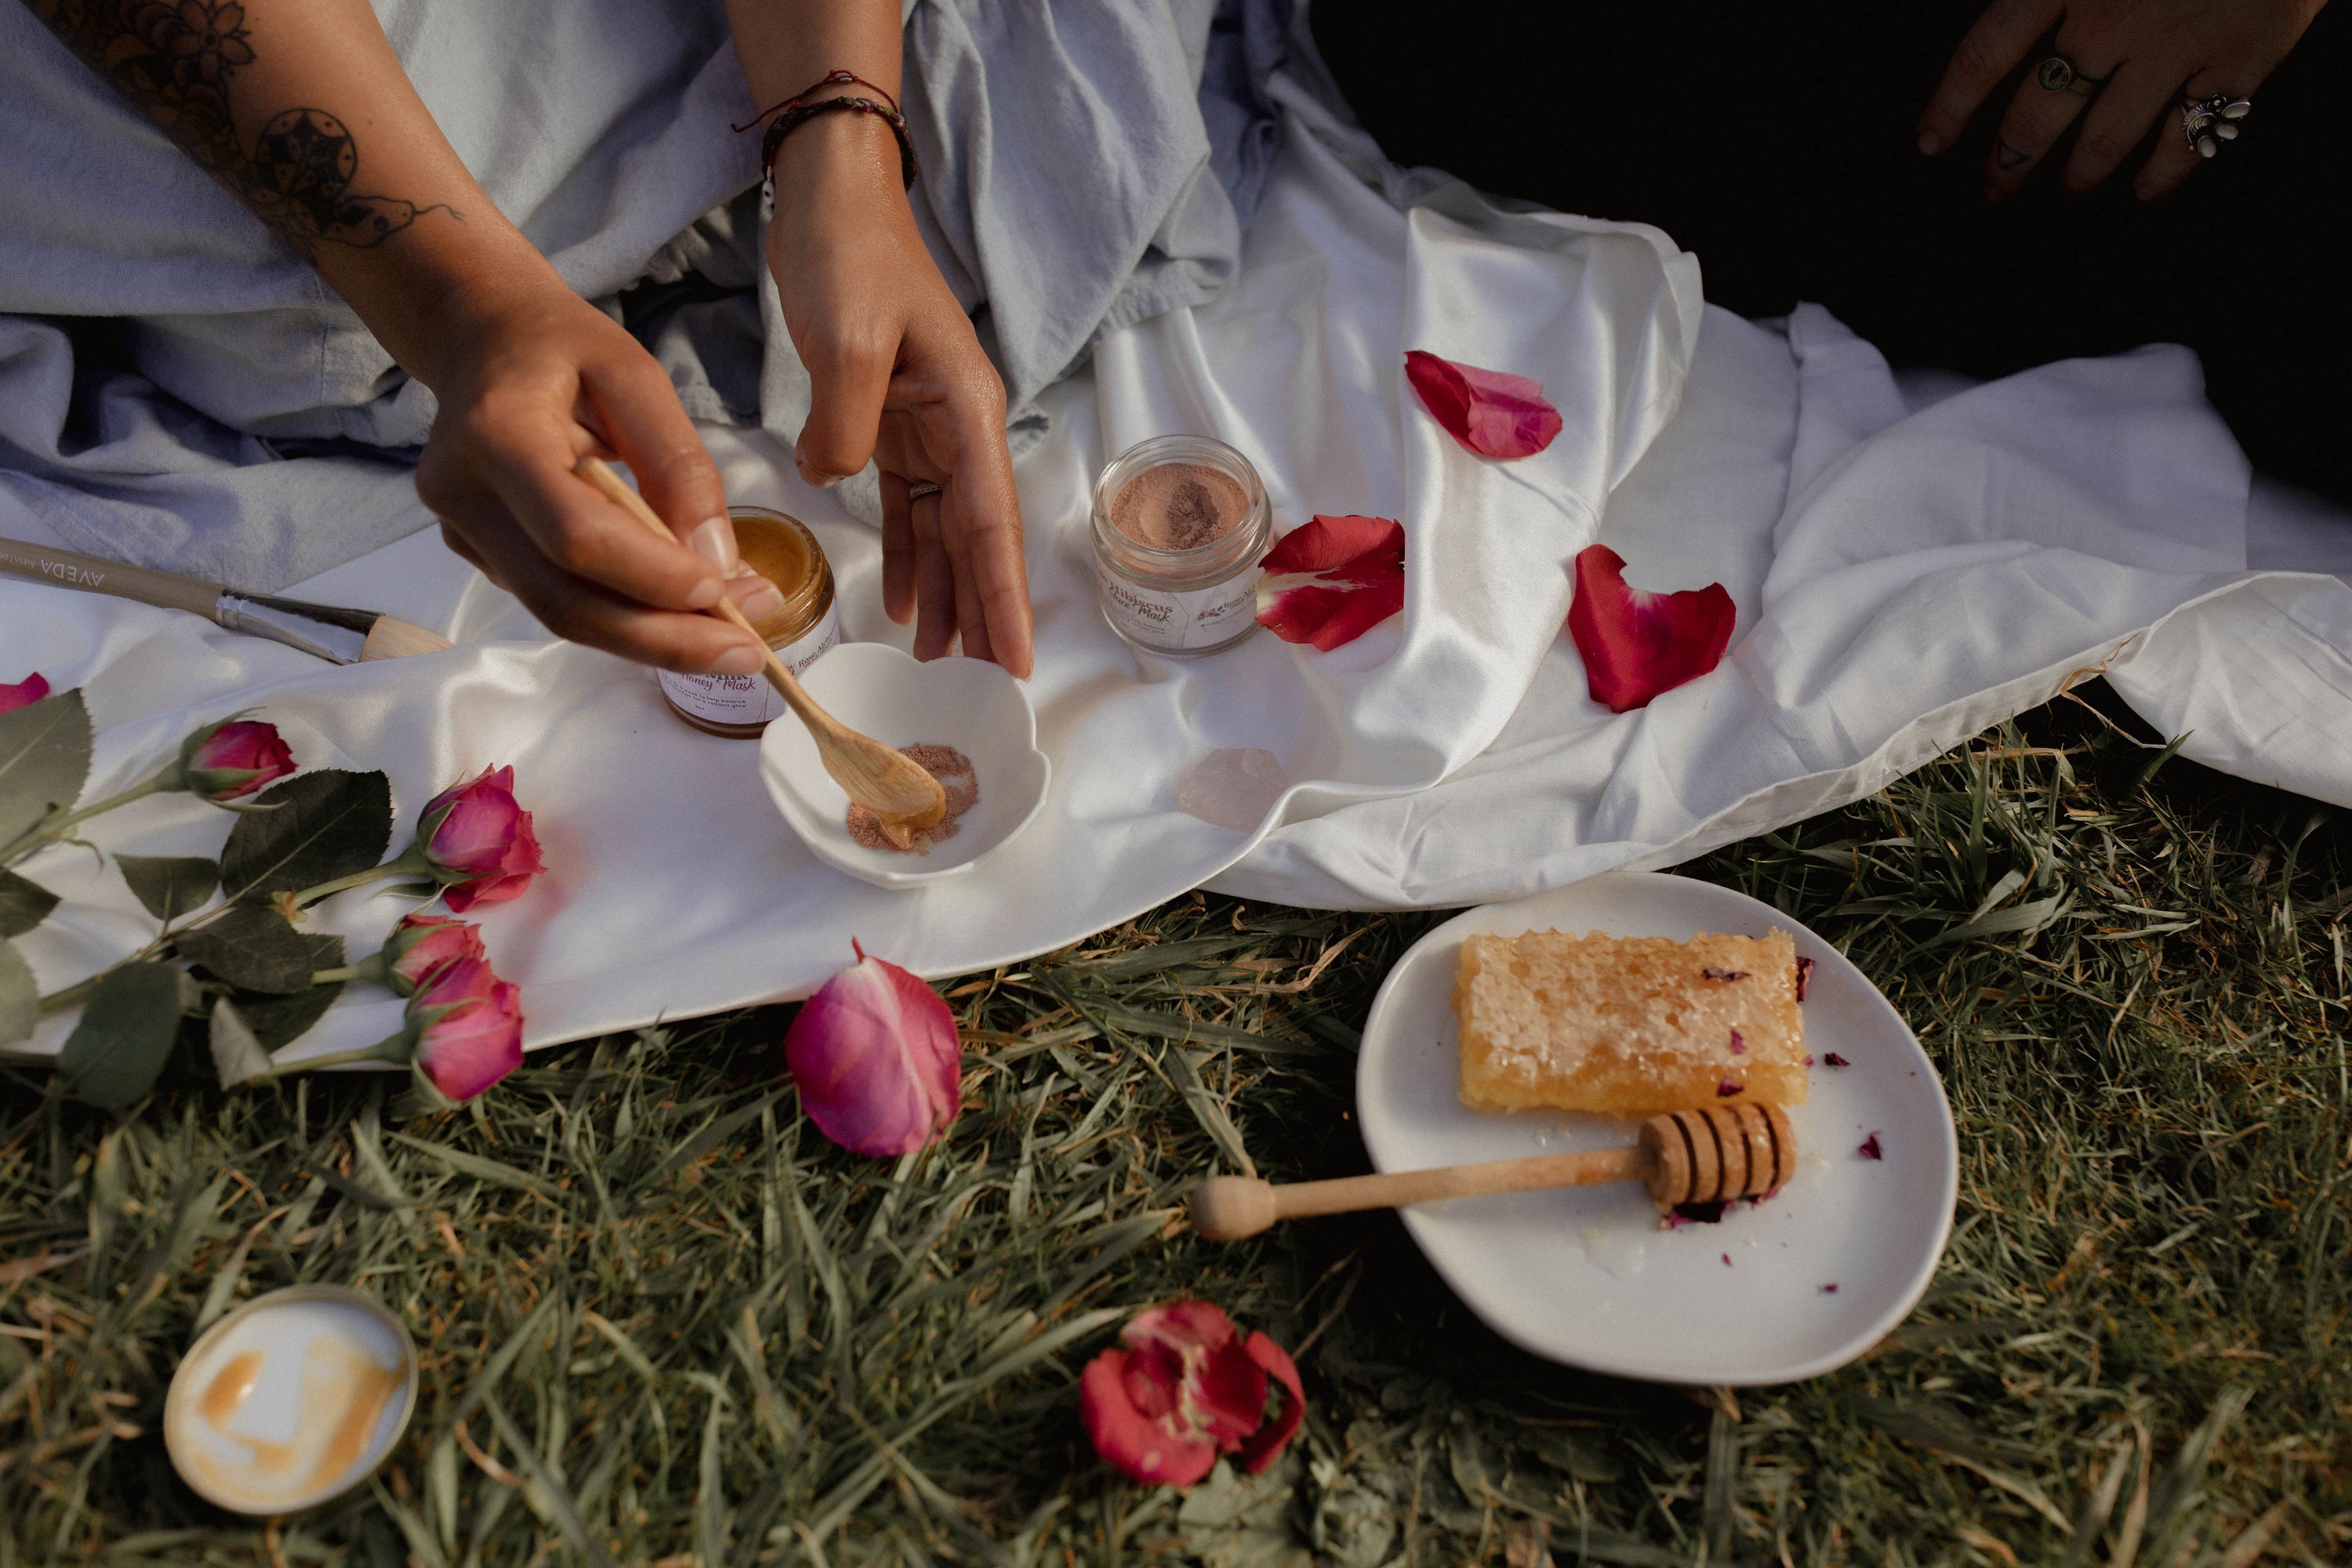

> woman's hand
[412,275,777,677]
[766,112,1036,677]
[1918,0,2328,201]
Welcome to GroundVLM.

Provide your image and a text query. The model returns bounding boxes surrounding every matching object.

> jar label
[658,602,842,727]
[1094,558,1261,652]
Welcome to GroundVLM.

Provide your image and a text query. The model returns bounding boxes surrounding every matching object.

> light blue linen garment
[0,0,1291,589]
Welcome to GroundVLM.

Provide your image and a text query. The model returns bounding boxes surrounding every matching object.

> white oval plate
[760,644,1052,891]
[1356,870,1958,1386]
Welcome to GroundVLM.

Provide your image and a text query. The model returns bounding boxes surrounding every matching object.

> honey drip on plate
[189,1334,405,1503]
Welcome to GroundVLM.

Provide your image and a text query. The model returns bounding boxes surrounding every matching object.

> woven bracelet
[760,96,919,192]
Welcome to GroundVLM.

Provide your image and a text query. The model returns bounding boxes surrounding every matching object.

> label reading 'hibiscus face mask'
[1091,559,1261,652]
[657,601,841,725]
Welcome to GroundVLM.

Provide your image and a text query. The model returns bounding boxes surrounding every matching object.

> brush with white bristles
[0,539,452,663]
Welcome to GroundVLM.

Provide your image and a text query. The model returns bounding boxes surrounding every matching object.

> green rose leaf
[220,769,392,905]
[57,960,186,1110]
[176,905,317,994]
[115,855,220,924]
[234,933,347,1051]
[0,688,92,850]
[0,939,34,1046]
[0,869,58,938]
[209,996,274,1087]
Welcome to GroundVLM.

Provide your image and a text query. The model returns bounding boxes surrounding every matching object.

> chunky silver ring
[2181,93,2252,158]
[905,481,943,502]
[2034,56,2104,96]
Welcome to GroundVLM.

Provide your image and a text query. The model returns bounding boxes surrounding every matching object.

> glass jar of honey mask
[1090,435,1272,655]
[659,506,841,737]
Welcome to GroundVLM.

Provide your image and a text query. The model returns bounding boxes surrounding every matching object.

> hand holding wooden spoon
[572,457,946,837]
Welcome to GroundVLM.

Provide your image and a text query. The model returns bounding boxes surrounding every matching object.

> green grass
[2,684,2347,1566]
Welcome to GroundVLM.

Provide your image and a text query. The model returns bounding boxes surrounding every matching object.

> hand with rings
[767,107,1035,677]
[1916,0,2327,202]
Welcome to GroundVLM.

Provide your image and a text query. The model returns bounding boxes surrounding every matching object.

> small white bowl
[760,644,1051,890]
[164,1285,419,1515]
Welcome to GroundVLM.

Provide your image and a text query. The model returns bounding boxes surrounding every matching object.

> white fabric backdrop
[6,72,2349,1065]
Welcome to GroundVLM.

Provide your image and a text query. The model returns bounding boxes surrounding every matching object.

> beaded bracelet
[739,69,919,194]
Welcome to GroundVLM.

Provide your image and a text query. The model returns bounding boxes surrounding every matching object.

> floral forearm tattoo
[24,0,452,259]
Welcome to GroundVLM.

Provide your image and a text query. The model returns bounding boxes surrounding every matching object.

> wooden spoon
[1189,1102,1797,1241]
[572,457,946,838]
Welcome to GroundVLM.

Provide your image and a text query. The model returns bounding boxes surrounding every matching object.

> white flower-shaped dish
[1357,871,1959,1385]
[760,644,1051,891]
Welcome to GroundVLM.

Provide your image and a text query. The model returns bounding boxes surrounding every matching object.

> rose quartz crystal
[1177,748,1289,832]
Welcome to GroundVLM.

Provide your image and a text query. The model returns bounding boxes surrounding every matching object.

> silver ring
[2181,93,2251,158]
[905,481,943,502]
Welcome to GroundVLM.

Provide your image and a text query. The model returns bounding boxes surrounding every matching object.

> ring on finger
[906,481,943,502]
[2034,55,2107,96]
[2180,93,2252,158]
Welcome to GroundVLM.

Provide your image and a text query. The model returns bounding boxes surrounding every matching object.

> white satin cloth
[8,76,2350,1065]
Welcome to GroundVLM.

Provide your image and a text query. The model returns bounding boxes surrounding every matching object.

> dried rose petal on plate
[1255,514,1405,652]
[1566,546,1736,713]
[1403,350,1563,459]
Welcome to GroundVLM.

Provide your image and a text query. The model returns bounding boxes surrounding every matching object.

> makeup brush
[0,539,451,663]
[1189,1102,1798,1241]
[570,457,947,838]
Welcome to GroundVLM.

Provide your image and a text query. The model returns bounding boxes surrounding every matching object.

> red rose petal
[1255,514,1405,652]
[1795,956,1817,1001]
[0,673,53,715]
[1566,546,1736,713]
[1403,350,1563,459]
[1858,1131,1884,1160]
[1716,1079,1742,1098]
[1080,1348,1220,1487]
[1824,1052,1851,1068]
[1235,1331,1304,1475]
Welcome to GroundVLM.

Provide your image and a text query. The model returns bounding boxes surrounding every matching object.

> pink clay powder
[1109,463,1250,552]
[846,743,979,854]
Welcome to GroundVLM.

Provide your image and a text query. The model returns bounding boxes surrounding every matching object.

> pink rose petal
[1403,350,1563,459]
[1566,546,1736,713]
[785,941,962,1156]
[0,673,52,714]
[1254,514,1405,651]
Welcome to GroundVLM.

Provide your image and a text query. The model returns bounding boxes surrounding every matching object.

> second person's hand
[1918,0,2325,202]
[766,109,1036,678]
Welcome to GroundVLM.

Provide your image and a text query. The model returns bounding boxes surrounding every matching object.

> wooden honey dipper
[1189,1102,1796,1242]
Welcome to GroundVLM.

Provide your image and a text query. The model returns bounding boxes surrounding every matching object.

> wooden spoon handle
[1273,1145,1645,1221]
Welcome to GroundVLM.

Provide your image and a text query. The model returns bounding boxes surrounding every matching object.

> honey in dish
[180,1331,406,1510]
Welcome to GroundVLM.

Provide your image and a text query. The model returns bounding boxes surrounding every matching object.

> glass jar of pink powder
[1089,435,1272,655]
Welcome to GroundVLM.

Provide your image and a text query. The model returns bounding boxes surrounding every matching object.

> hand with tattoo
[1917,0,2330,201]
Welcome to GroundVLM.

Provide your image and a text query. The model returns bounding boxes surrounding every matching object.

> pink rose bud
[0,673,50,714]
[183,718,296,800]
[784,941,961,1156]
[405,955,523,1101]
[383,912,486,996]
[1079,1301,1304,1487]
[419,765,545,912]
